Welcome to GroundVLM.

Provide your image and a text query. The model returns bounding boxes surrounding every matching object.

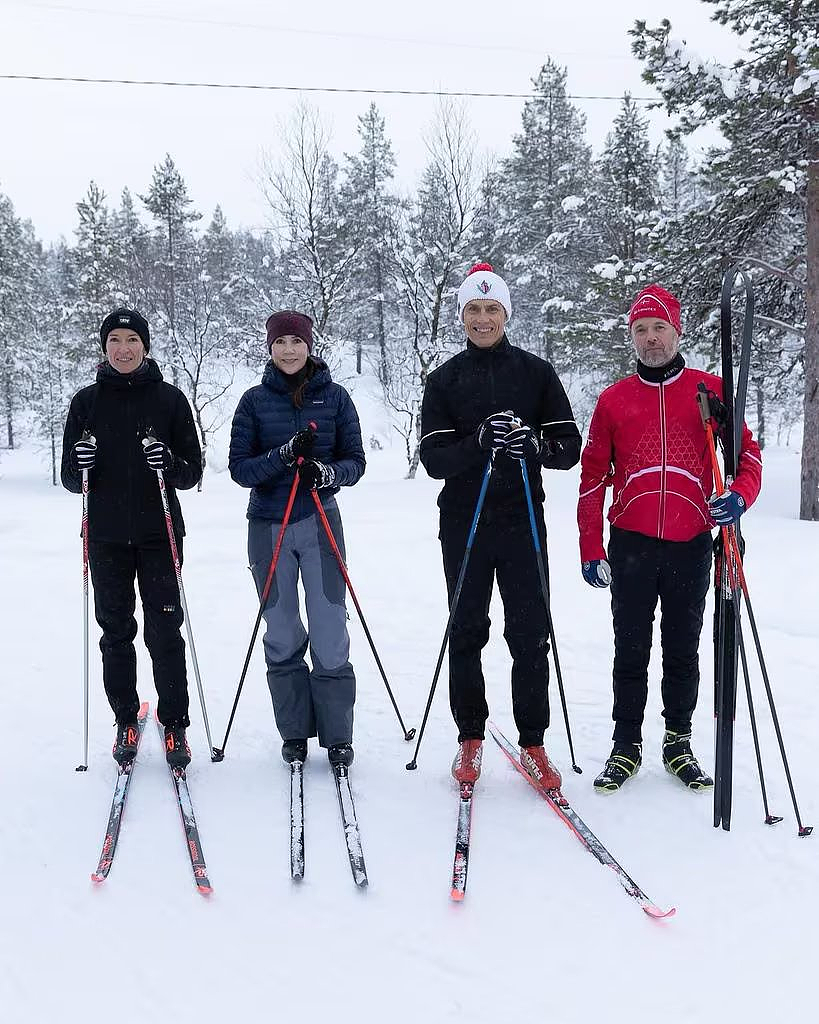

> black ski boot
[328,743,354,768]
[593,742,642,793]
[662,731,713,791]
[282,739,308,764]
[113,720,139,766]
[164,725,191,769]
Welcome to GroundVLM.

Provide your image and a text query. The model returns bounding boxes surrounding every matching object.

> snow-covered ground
[0,393,816,1024]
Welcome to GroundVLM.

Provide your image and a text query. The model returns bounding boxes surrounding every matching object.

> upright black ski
[713,266,753,832]
[332,764,367,887]
[155,714,212,894]
[451,782,474,901]
[290,761,305,881]
[91,701,149,883]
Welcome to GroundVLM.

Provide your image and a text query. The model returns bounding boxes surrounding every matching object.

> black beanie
[99,308,151,353]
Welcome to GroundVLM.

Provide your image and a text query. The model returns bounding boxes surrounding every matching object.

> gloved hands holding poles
[73,437,97,470]
[279,427,315,467]
[298,460,336,490]
[476,410,517,451]
[477,410,540,461]
[708,488,746,526]
[143,438,174,473]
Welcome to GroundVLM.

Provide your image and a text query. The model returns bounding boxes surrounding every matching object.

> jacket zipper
[658,382,667,536]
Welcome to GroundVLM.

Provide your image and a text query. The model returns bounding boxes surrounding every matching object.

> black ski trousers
[440,506,550,748]
[608,525,712,744]
[89,538,190,729]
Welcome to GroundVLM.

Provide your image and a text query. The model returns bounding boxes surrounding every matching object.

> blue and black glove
[708,489,746,526]
[582,559,612,588]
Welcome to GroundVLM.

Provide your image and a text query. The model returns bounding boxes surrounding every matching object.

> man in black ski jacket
[419,262,581,790]
[61,308,202,768]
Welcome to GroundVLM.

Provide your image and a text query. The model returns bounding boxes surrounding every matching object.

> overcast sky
[0,0,743,242]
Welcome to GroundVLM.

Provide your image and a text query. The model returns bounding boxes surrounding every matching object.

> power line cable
[7,0,637,61]
[0,73,658,102]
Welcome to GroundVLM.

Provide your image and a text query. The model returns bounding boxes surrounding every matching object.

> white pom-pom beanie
[457,262,512,321]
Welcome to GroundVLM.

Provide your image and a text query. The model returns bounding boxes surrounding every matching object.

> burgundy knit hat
[265,310,314,352]
[628,285,682,335]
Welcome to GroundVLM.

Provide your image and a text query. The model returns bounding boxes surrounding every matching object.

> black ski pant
[608,526,712,745]
[89,538,190,729]
[440,506,550,749]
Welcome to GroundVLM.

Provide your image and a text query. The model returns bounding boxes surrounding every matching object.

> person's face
[105,329,146,374]
[270,335,309,374]
[463,299,507,349]
[631,318,680,367]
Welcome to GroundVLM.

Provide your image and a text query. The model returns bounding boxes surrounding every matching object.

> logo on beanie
[477,279,491,295]
[118,316,131,325]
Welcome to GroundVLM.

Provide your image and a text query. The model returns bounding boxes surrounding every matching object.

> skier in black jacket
[419,263,581,789]
[61,308,202,767]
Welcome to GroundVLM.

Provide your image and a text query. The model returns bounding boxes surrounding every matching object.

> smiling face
[105,328,146,374]
[270,334,310,375]
[631,317,680,367]
[463,299,507,349]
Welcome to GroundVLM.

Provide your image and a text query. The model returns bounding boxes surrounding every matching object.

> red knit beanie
[628,285,681,335]
[265,310,314,352]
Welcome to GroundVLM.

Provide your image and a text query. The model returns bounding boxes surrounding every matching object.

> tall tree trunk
[800,132,819,520]
[4,366,14,449]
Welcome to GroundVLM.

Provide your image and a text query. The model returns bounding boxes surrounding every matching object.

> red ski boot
[520,745,562,791]
[452,739,483,784]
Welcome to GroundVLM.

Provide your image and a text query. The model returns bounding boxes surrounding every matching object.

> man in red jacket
[577,284,762,793]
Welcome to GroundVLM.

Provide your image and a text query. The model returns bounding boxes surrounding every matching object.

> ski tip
[90,873,105,885]
[138,701,150,717]
[643,904,676,920]
[450,888,465,902]
[197,884,213,896]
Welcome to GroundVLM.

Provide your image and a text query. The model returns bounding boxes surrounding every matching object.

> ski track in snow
[0,403,817,1024]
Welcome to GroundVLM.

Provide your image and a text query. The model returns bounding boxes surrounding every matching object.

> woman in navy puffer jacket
[229,310,365,768]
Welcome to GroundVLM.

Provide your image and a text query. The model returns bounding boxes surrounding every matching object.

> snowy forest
[1,1,817,518]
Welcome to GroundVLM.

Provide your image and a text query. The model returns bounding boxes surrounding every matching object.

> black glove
[73,437,97,471]
[143,439,174,473]
[477,411,516,452]
[298,459,336,490]
[502,424,540,460]
[279,428,315,467]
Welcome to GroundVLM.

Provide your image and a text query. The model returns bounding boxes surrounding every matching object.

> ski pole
[698,397,811,836]
[407,458,493,771]
[213,466,302,761]
[76,434,94,772]
[518,460,581,774]
[143,437,216,760]
[309,488,415,741]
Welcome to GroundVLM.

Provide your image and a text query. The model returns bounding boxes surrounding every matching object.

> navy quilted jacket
[229,359,366,522]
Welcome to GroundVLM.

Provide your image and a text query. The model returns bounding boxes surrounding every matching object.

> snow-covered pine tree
[340,103,402,378]
[495,59,593,367]
[581,95,663,390]
[140,154,202,385]
[110,186,151,311]
[631,1,819,519]
[0,191,42,451]
[71,181,120,375]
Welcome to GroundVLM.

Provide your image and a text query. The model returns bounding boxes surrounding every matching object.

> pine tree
[71,181,119,372]
[496,59,593,365]
[111,187,151,310]
[341,103,402,377]
[140,154,202,384]
[631,1,819,519]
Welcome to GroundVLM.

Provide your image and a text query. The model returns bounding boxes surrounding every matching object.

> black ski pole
[212,468,301,761]
[406,459,493,771]
[309,488,415,741]
[76,431,95,772]
[518,460,581,774]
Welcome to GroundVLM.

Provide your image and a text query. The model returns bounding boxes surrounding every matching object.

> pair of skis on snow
[289,759,367,887]
[91,703,368,892]
[91,702,212,894]
[452,723,676,919]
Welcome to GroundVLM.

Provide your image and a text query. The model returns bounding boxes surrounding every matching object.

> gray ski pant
[248,499,355,748]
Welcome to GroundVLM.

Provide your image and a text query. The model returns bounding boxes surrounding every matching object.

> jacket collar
[96,358,163,389]
[637,352,685,385]
[466,334,511,360]
[262,357,332,395]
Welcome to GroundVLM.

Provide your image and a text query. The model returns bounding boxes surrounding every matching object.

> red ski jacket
[577,364,762,562]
